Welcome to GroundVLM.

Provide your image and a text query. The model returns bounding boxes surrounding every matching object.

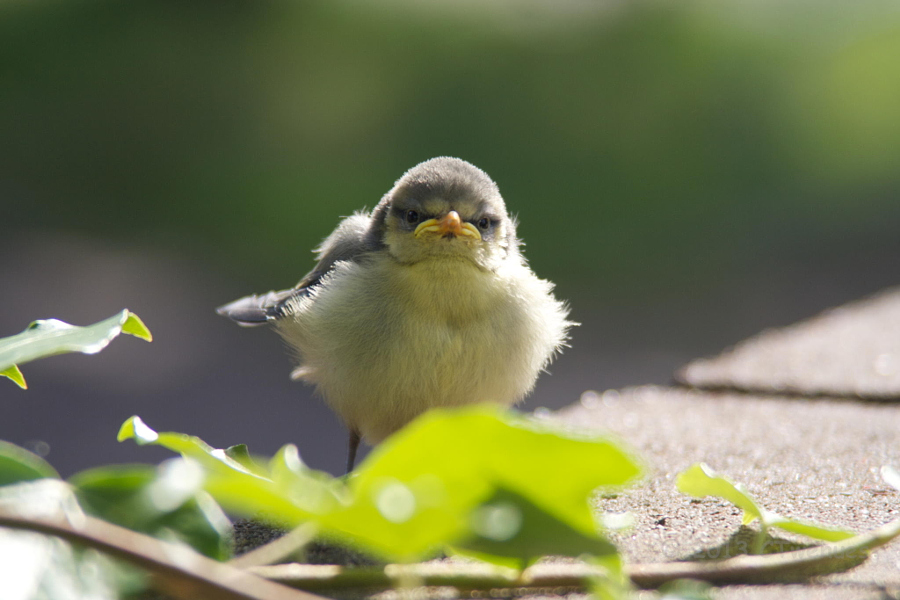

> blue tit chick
[217,157,574,472]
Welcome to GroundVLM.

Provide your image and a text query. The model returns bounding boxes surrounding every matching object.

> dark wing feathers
[217,212,382,327]
[215,289,301,326]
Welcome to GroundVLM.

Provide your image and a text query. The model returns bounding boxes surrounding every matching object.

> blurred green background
[3,0,899,475]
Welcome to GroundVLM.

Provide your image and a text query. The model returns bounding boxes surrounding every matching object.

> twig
[252,562,521,591]
[3,506,898,596]
[252,517,900,590]
[626,518,889,587]
[0,510,328,600]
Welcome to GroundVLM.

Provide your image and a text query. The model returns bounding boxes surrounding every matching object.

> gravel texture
[554,386,900,599]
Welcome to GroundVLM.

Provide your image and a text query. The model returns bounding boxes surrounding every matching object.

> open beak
[414,211,482,240]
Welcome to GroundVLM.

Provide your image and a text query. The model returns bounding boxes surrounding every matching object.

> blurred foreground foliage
[117,408,640,566]
[3,408,898,599]
[0,314,895,598]
[3,0,900,300]
[0,407,641,598]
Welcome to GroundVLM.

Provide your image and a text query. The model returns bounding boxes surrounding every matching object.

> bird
[217,157,573,473]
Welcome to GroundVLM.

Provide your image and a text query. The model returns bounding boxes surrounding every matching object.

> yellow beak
[414,211,482,240]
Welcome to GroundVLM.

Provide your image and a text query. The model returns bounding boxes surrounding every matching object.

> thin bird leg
[346,429,361,474]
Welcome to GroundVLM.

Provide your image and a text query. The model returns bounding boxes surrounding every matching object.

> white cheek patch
[493,222,507,247]
[383,227,407,255]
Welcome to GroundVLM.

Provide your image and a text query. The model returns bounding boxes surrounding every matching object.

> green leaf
[321,406,641,560]
[0,364,26,389]
[590,554,633,600]
[0,310,152,386]
[120,312,153,342]
[117,415,160,444]
[121,408,641,564]
[202,470,331,526]
[658,579,714,600]
[0,478,147,598]
[224,444,267,477]
[453,487,617,568]
[118,416,346,526]
[266,444,348,514]
[762,515,855,542]
[118,416,254,475]
[676,463,854,543]
[0,440,59,486]
[676,463,762,525]
[70,462,231,560]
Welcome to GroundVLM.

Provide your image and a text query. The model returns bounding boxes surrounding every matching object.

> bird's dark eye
[406,210,420,224]
[478,217,491,230]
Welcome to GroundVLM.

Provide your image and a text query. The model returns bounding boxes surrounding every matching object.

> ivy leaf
[0,365,26,389]
[70,461,232,560]
[119,313,152,341]
[224,444,267,477]
[657,579,714,599]
[453,487,617,569]
[0,478,146,598]
[322,406,641,561]
[0,310,152,389]
[0,440,59,486]
[676,463,853,543]
[590,554,633,600]
[117,416,251,474]
[118,416,346,524]
[121,408,641,564]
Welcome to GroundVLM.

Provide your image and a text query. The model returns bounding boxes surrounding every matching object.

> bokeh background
[2,0,899,476]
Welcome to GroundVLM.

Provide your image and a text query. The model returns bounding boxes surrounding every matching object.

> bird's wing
[215,288,301,326]
[217,212,380,326]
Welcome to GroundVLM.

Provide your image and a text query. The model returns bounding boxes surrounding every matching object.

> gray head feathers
[390,156,503,208]
[366,157,516,255]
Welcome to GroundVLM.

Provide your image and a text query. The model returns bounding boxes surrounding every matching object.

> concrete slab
[674,287,900,400]
[555,386,900,598]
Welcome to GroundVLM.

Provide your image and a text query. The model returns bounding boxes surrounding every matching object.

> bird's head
[371,157,519,271]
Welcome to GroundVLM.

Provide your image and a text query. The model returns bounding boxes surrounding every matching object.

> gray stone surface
[675,287,900,399]
[554,386,900,599]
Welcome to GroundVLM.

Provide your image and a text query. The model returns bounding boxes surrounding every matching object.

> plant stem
[3,508,898,595]
[253,516,900,590]
[0,510,327,600]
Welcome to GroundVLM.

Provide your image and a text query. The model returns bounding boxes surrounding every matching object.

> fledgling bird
[217,157,573,472]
